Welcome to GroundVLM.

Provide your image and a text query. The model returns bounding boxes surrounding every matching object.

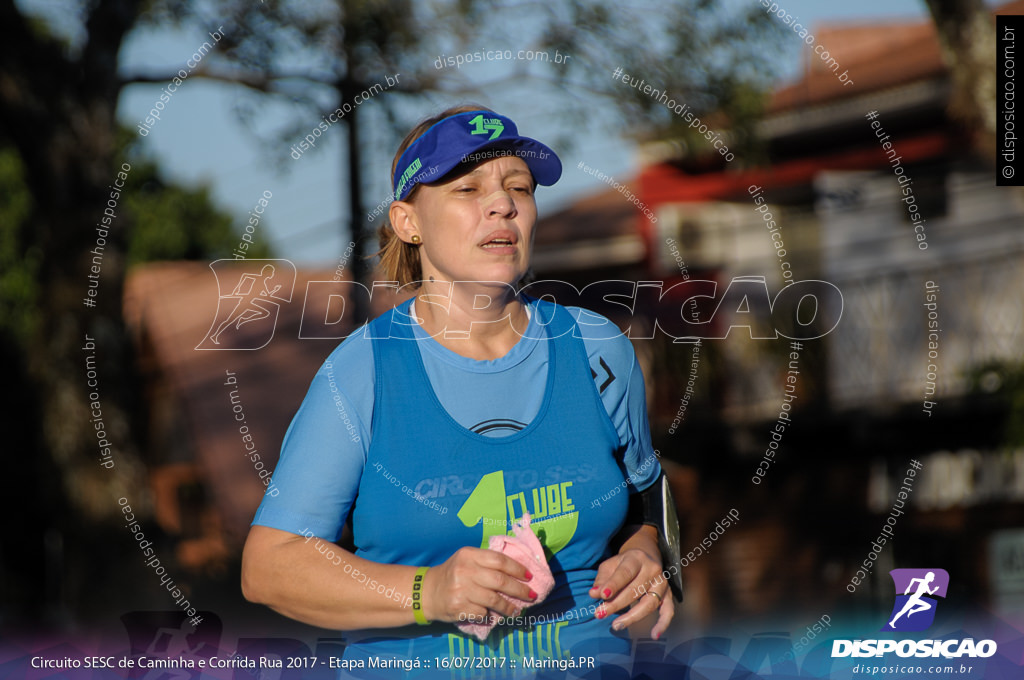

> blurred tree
[534,1,785,162]
[126,0,787,294]
[121,150,274,264]
[0,0,151,626]
[966,360,1024,447]
[0,133,263,353]
[0,29,268,625]
[0,147,37,348]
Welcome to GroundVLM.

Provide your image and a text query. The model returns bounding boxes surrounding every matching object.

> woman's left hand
[589,528,674,639]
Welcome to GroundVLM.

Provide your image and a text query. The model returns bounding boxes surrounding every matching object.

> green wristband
[412,566,430,625]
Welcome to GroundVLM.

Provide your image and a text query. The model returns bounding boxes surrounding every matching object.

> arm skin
[241,525,533,631]
[242,523,673,636]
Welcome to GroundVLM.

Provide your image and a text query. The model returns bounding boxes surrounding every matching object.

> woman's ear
[388,200,420,244]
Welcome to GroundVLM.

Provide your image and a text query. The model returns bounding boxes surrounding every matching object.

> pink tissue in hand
[457,513,555,641]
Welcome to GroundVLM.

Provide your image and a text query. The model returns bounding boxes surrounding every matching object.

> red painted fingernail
[529,589,537,599]
[653,632,661,640]
[524,570,533,580]
[596,609,606,619]
[602,588,612,598]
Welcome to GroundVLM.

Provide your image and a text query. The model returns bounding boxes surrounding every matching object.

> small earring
[410,234,421,244]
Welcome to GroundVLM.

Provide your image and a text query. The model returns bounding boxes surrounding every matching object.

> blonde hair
[375,104,494,287]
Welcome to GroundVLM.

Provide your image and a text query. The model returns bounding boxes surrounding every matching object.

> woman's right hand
[422,546,537,623]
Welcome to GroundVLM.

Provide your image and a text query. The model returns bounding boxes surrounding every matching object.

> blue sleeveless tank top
[340,298,634,677]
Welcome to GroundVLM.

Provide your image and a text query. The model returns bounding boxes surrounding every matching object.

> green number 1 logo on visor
[457,470,578,557]
[468,114,504,140]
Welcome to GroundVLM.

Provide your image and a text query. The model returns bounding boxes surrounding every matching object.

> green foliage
[531,0,787,161]
[966,360,1024,446]
[0,131,273,344]
[115,125,274,263]
[121,161,273,264]
[0,148,39,345]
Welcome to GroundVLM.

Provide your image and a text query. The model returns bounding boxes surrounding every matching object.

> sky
[26,0,941,265]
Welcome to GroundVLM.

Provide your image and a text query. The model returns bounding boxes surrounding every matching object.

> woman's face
[405,156,537,288]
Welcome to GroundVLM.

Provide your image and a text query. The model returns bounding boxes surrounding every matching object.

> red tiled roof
[535,185,642,246]
[543,5,1015,243]
[771,20,941,111]
[639,132,951,204]
[770,1,1024,111]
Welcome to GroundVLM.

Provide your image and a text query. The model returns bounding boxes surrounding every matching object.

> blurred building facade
[535,2,1024,630]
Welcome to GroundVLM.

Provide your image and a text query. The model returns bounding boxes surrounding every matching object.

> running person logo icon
[197,259,296,350]
[882,568,950,632]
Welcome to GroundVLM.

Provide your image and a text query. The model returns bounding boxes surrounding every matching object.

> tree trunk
[346,86,372,323]
[0,0,147,622]
[923,0,997,157]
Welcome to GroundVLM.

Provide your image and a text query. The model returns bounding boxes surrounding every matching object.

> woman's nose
[479,190,515,216]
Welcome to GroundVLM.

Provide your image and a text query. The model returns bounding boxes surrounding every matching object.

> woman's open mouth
[479,231,518,253]
[481,237,515,250]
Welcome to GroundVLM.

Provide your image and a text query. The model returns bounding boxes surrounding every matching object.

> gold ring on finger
[646,590,663,602]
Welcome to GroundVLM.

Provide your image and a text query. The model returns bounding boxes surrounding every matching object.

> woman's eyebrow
[457,167,532,180]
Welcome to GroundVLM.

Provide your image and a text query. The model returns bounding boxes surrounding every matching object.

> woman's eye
[455,186,477,193]
[508,186,532,194]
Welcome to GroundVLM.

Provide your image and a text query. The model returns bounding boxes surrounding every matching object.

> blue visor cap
[392,110,562,201]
